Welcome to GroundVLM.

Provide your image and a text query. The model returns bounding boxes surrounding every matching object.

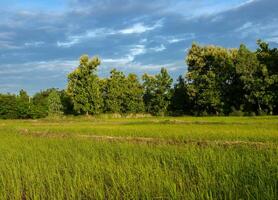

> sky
[0,0,278,94]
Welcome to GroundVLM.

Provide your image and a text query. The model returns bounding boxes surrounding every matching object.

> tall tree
[236,44,274,114]
[169,76,190,115]
[143,68,173,116]
[48,90,63,116]
[256,40,278,114]
[123,73,145,113]
[32,88,56,118]
[59,90,75,115]
[0,94,18,119]
[186,44,227,115]
[103,69,126,113]
[67,55,103,115]
[102,70,145,114]
[16,89,31,119]
[256,40,278,74]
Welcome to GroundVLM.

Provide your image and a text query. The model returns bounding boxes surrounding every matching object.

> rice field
[0,116,277,199]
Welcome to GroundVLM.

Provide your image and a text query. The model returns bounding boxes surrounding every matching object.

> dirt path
[18,128,274,148]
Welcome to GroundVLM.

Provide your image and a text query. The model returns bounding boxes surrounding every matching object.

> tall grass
[0,116,277,199]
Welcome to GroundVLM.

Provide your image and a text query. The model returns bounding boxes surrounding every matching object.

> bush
[244,112,256,117]
[0,94,18,119]
[258,110,268,116]
[200,111,208,116]
[229,110,244,116]
[48,90,63,116]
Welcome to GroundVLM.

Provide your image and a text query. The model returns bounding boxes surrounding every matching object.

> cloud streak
[57,20,163,48]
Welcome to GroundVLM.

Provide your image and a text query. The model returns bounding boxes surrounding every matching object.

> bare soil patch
[18,128,273,148]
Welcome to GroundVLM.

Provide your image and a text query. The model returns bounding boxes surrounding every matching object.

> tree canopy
[67,55,103,115]
[1,40,277,118]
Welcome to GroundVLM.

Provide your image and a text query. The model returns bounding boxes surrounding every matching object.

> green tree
[186,44,228,115]
[0,94,18,119]
[185,42,277,115]
[48,90,63,116]
[256,40,278,74]
[16,89,31,119]
[256,40,278,114]
[32,88,56,118]
[123,73,145,113]
[101,71,144,114]
[59,90,75,115]
[67,55,103,115]
[103,69,126,113]
[142,68,173,116]
[236,44,274,114]
[169,76,190,115]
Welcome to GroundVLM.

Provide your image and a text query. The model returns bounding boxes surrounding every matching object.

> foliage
[142,68,173,116]
[0,90,32,119]
[186,43,238,115]
[48,90,63,116]
[229,106,245,116]
[169,75,190,115]
[102,70,145,114]
[59,90,75,115]
[186,41,278,116]
[32,88,56,118]
[16,90,32,119]
[123,73,145,113]
[102,69,126,113]
[67,55,103,115]
[0,94,18,119]
[235,44,274,113]
[256,40,278,114]
[1,40,278,118]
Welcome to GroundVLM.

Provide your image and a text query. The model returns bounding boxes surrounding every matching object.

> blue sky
[0,0,278,94]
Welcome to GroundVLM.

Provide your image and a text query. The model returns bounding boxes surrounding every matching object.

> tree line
[0,40,277,119]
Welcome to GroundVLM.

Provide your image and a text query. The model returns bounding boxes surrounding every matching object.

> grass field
[0,116,277,199]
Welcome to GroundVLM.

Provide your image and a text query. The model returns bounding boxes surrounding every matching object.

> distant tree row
[66,56,172,116]
[0,40,277,119]
[0,89,72,119]
[181,40,278,116]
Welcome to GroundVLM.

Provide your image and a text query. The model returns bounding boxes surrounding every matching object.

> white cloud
[57,20,163,48]
[100,43,183,74]
[150,44,166,52]
[0,41,22,49]
[0,83,22,93]
[139,38,148,43]
[237,0,257,8]
[234,20,278,39]
[24,41,45,47]
[266,37,278,43]
[166,33,195,44]
[102,58,131,65]
[57,28,115,48]
[235,22,253,32]
[0,60,78,75]
[118,21,162,35]
[129,45,146,57]
[34,60,78,72]
[57,39,79,48]
[103,43,168,68]
[168,38,185,44]
[164,0,254,19]
[0,32,15,40]
[0,40,45,49]
[100,60,182,75]
[103,44,146,65]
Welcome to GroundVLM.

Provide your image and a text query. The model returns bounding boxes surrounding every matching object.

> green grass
[0,116,277,199]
